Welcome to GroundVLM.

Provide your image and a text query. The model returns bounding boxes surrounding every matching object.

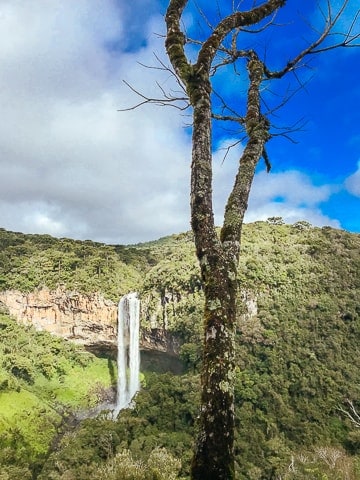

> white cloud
[212,139,243,225]
[249,170,334,207]
[245,170,340,228]
[25,210,65,237]
[211,146,340,229]
[245,202,340,229]
[345,162,360,197]
[0,1,345,244]
[0,1,191,244]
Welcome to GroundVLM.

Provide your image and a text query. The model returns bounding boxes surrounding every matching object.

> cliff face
[0,287,181,354]
[0,287,117,347]
[0,287,260,354]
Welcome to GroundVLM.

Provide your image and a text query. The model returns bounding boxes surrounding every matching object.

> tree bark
[189,78,238,479]
[165,3,277,479]
[163,1,354,478]
[189,54,269,480]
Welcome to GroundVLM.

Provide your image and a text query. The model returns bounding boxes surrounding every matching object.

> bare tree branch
[338,399,360,427]
[118,80,189,111]
[196,0,286,74]
[240,10,281,34]
[262,73,315,117]
[212,113,245,124]
[265,1,360,78]
[217,139,244,165]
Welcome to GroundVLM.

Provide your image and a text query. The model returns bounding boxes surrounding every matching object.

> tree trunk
[163,1,355,477]
[188,54,268,477]
[191,259,238,480]
[189,80,240,478]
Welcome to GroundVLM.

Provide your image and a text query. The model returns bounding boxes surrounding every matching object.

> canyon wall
[0,287,259,354]
[0,287,117,347]
[0,287,180,354]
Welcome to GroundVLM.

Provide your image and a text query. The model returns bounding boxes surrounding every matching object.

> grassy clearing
[0,389,61,457]
[33,356,114,408]
[0,357,113,459]
[0,314,116,473]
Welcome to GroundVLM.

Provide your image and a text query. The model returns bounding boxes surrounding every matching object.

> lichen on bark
[164,1,288,479]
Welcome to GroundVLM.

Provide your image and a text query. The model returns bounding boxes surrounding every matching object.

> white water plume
[114,292,140,416]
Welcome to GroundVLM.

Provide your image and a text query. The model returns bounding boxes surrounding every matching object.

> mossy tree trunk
[164,0,354,477]
[165,2,282,479]
[187,57,270,480]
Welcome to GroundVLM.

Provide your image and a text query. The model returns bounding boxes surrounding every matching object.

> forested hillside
[0,228,153,300]
[1,220,360,479]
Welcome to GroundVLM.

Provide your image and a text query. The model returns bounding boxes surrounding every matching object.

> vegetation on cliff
[0,221,360,478]
[0,228,155,301]
[0,312,115,478]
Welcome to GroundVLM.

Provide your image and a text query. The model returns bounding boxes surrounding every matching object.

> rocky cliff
[0,283,259,356]
[0,287,117,347]
[0,287,182,354]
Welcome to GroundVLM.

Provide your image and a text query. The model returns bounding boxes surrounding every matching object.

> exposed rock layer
[0,287,178,354]
[0,287,259,354]
[0,287,117,345]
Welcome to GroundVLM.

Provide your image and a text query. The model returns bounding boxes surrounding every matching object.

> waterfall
[114,292,140,416]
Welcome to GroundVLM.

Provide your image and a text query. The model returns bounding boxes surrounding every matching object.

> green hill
[0,311,115,478]
[0,221,360,479]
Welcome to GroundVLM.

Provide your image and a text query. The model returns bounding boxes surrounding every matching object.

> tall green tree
[163,1,359,478]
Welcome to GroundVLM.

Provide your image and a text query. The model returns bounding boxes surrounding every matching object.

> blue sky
[0,0,359,244]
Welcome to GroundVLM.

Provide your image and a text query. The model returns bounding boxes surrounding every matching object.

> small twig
[217,138,245,165]
[264,1,359,78]
[118,80,189,112]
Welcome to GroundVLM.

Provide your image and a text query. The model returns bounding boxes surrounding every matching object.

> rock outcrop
[0,287,180,354]
[0,286,260,354]
[0,287,117,347]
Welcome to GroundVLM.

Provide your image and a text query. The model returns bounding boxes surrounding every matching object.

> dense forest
[0,220,360,479]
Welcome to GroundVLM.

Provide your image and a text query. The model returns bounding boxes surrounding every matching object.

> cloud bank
[0,1,345,244]
[345,162,360,198]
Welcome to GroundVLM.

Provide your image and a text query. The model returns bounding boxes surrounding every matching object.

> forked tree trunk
[187,73,238,478]
[163,1,356,477]
[165,2,285,479]
[188,59,268,478]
